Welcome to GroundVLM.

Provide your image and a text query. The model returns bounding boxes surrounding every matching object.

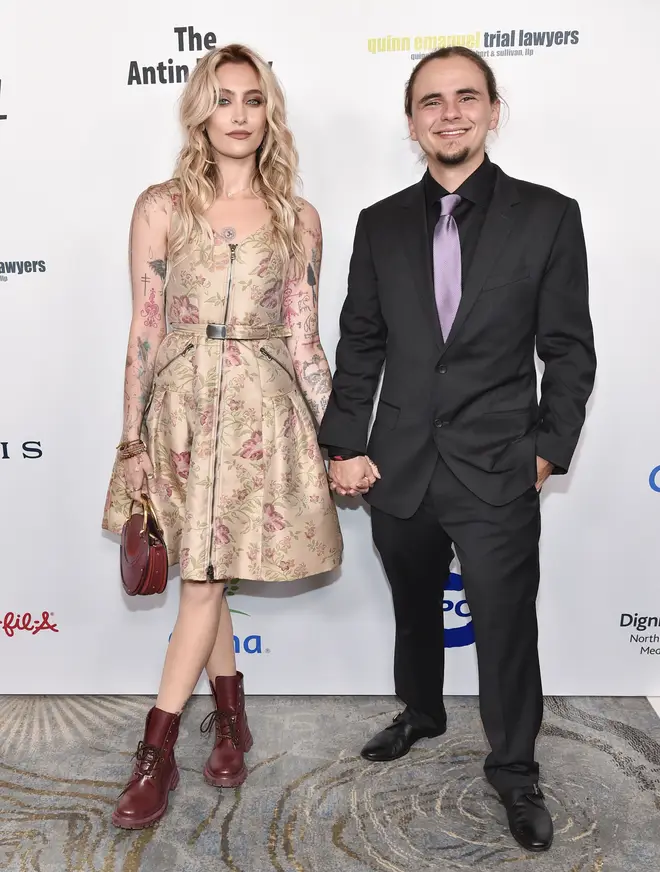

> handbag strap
[129,494,162,536]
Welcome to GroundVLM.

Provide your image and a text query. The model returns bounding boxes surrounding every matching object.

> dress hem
[181,556,343,584]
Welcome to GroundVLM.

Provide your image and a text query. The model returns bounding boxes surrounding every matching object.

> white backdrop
[1,0,659,695]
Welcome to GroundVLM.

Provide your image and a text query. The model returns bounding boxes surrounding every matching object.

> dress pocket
[257,344,296,398]
[154,342,195,394]
[145,386,194,484]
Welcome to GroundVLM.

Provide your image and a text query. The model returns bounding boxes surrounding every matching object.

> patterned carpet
[0,695,659,871]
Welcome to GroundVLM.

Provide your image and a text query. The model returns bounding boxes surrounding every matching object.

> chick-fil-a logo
[2,611,59,638]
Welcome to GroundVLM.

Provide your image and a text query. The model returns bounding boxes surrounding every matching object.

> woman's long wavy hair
[168,44,305,278]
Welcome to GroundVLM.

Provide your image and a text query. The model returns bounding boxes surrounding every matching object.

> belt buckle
[206,324,227,340]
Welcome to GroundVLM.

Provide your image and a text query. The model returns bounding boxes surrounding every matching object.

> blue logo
[650,466,660,492]
[233,634,263,654]
[443,572,474,648]
[168,630,264,654]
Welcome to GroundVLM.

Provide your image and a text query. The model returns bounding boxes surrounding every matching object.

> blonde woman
[102,44,345,829]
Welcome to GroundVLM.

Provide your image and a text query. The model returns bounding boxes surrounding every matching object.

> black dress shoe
[501,785,553,852]
[360,713,446,762]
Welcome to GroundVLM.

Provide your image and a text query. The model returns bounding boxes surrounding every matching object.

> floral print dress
[103,223,343,582]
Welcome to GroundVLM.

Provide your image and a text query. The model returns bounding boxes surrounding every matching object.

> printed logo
[127,27,273,87]
[0,441,43,460]
[0,261,47,283]
[649,466,660,492]
[168,629,266,653]
[367,27,580,60]
[620,612,660,655]
[2,611,59,638]
[444,572,474,648]
[233,633,264,655]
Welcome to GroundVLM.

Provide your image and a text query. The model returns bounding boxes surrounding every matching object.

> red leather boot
[201,672,253,787]
[112,707,180,829]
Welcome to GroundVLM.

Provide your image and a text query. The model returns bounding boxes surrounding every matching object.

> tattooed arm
[121,185,171,441]
[283,201,333,427]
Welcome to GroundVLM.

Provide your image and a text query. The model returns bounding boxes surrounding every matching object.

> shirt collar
[424,154,496,207]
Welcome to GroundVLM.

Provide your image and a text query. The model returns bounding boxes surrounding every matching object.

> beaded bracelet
[117,439,143,450]
[117,440,147,460]
[117,439,143,449]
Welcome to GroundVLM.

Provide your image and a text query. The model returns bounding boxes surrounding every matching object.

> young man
[319,47,596,852]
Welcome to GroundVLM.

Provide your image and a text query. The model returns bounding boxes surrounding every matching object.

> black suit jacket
[318,164,597,516]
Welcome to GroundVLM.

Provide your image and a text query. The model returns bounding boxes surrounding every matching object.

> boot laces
[116,741,165,798]
[133,740,165,776]
[200,709,239,747]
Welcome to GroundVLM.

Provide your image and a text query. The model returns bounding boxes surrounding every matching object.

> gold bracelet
[117,439,144,450]
[118,443,147,460]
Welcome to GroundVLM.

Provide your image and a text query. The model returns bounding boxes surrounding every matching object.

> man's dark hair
[404,46,501,116]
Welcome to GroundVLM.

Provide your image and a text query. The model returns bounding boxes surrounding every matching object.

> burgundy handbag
[120,495,168,595]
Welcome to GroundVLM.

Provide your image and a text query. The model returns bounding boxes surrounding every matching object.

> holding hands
[328,454,553,497]
[328,456,381,497]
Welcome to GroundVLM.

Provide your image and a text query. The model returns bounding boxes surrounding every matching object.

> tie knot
[439,194,461,216]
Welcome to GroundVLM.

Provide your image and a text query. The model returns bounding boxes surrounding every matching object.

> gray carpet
[0,695,659,871]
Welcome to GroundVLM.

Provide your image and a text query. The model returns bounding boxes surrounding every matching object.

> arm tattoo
[135,185,170,227]
[303,311,318,340]
[306,262,317,307]
[311,244,322,287]
[121,186,169,440]
[291,343,333,427]
[286,217,332,425]
[149,258,167,282]
[307,393,329,423]
[122,332,160,440]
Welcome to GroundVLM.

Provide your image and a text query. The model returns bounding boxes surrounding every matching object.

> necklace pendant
[227,192,233,199]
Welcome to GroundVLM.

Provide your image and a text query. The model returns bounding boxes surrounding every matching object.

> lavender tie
[432,194,462,340]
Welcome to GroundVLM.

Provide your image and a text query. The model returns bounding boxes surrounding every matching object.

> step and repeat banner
[1,0,659,695]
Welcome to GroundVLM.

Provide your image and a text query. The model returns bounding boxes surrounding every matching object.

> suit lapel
[439,169,520,358]
[399,181,444,350]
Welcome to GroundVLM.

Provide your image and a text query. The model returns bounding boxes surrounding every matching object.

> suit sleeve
[535,198,596,474]
[317,209,387,454]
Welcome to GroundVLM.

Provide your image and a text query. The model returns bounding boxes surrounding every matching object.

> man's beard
[435,146,470,166]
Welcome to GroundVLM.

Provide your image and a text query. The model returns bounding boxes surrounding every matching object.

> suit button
[434,418,445,428]
[436,364,447,374]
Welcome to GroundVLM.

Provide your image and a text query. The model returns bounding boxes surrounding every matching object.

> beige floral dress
[103,223,343,582]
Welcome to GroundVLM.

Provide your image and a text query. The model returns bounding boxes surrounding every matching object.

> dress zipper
[156,342,194,377]
[259,346,294,380]
[141,343,194,436]
[207,243,237,580]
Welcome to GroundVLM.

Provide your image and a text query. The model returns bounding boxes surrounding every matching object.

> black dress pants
[371,455,543,793]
